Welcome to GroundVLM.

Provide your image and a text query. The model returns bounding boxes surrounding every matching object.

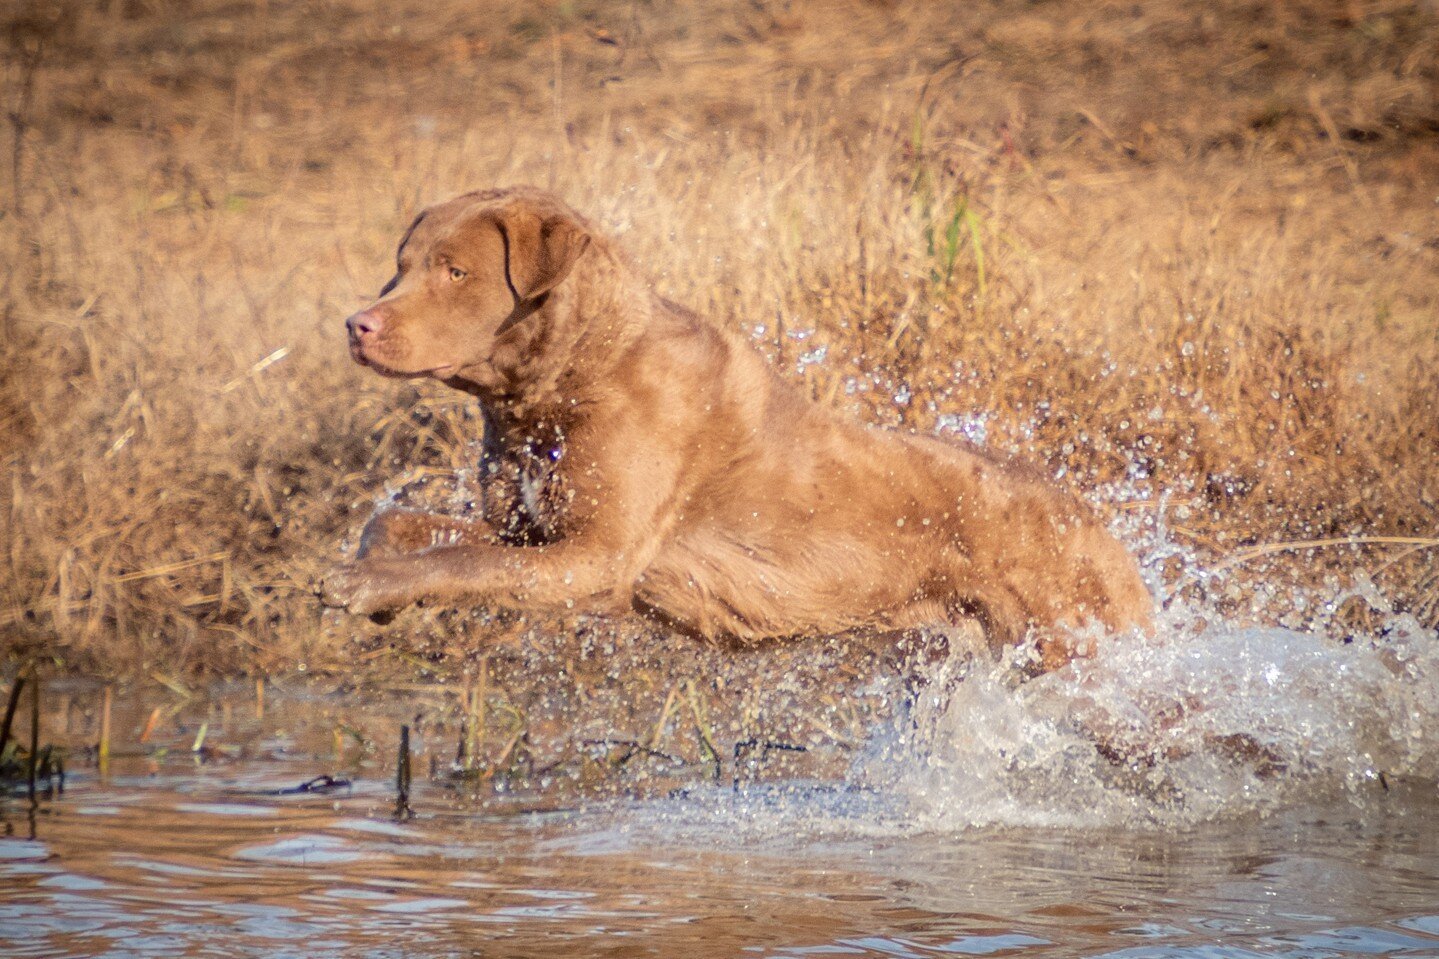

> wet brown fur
[321,186,1153,671]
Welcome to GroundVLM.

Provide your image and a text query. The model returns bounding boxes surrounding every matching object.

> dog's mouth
[350,342,455,380]
[348,339,370,367]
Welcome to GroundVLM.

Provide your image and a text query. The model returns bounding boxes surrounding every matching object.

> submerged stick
[474,658,488,766]
[98,686,112,776]
[732,738,808,791]
[581,738,685,765]
[27,670,39,802]
[395,724,413,819]
[138,706,161,743]
[455,713,468,769]
[0,674,24,755]
[272,774,351,795]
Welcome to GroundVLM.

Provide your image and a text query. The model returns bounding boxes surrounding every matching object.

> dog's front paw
[317,560,415,616]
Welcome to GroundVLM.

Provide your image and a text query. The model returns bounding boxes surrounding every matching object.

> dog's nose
[347,310,382,340]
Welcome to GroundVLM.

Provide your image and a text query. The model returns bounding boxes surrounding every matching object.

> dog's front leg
[318,537,647,617]
[323,418,687,618]
[356,509,498,559]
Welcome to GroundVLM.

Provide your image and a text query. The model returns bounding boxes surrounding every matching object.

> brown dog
[320,186,1151,671]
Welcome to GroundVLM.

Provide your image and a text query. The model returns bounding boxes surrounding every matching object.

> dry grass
[1,0,1436,678]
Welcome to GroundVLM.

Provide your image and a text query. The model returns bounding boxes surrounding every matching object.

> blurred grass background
[1,0,1436,678]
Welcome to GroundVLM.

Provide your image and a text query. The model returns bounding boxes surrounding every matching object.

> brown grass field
[2,0,1437,691]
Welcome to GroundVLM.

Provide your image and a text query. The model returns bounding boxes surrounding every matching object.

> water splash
[935,411,991,446]
[859,609,1438,832]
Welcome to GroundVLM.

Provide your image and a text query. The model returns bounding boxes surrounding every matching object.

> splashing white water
[857,607,1439,832]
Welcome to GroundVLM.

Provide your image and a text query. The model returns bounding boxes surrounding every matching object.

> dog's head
[345,188,591,381]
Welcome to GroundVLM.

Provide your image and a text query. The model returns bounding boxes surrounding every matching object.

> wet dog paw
[317,560,413,616]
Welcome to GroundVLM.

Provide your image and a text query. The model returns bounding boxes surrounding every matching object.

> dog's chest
[478,429,572,544]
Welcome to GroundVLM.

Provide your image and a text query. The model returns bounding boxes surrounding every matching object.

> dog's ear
[494,202,591,302]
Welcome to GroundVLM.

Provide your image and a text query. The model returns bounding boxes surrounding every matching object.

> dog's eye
[448,266,467,282]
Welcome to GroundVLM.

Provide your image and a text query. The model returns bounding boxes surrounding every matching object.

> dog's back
[630,298,1151,658]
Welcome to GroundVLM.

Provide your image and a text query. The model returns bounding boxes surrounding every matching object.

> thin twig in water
[580,738,685,766]
[98,686,112,774]
[138,707,162,743]
[0,675,25,756]
[732,738,808,790]
[395,724,413,819]
[272,774,351,795]
[27,669,40,802]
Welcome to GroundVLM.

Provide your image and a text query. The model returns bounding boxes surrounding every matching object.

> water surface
[2,664,1436,958]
